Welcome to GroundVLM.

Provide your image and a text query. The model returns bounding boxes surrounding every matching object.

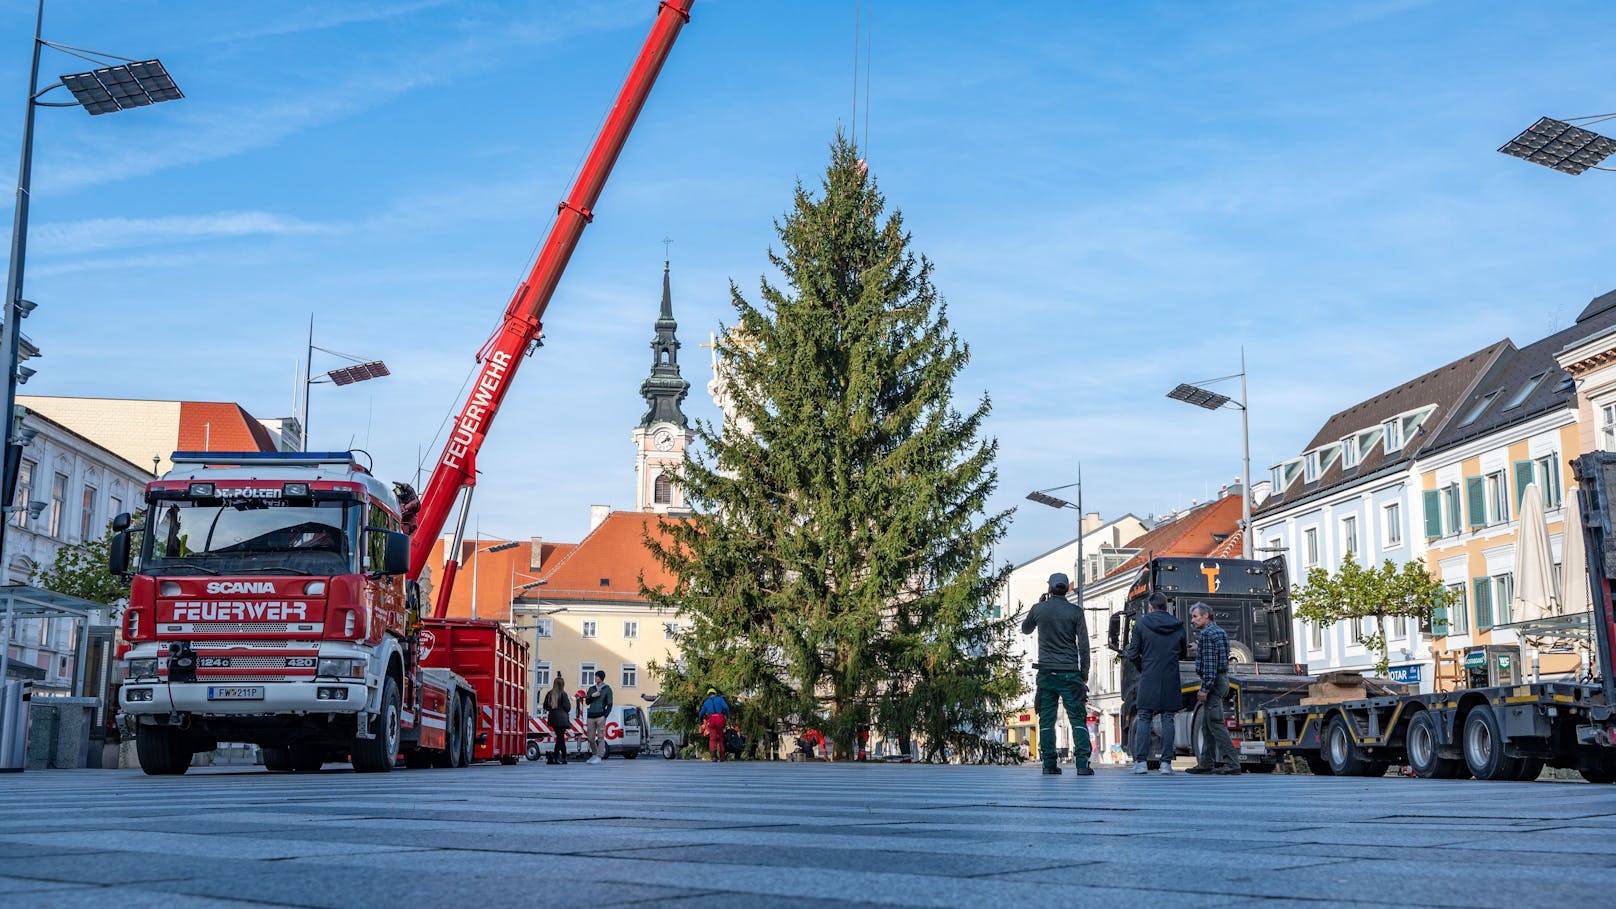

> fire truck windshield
[141,498,359,577]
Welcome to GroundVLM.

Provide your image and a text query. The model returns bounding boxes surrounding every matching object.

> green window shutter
[1466,477,1487,529]
[1432,604,1449,636]
[1514,460,1535,511]
[1473,576,1493,630]
[1423,489,1442,538]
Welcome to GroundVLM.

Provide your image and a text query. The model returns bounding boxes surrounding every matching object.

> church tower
[633,261,692,513]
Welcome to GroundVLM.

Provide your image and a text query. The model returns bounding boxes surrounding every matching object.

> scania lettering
[110,0,698,775]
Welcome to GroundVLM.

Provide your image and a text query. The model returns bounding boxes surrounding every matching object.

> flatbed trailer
[1238,450,1616,782]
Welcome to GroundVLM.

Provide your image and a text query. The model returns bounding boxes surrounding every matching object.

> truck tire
[1406,711,1461,779]
[433,696,462,768]
[661,740,677,760]
[1303,754,1333,776]
[1512,757,1544,781]
[457,696,475,767]
[527,740,543,762]
[352,676,400,773]
[1461,705,1519,781]
[1579,766,1616,784]
[261,746,293,773]
[289,745,324,772]
[1325,716,1369,776]
[135,724,191,776]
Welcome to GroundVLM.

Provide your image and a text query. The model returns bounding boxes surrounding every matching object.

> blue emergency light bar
[169,451,359,467]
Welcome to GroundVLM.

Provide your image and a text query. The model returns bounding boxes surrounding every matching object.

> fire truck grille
[182,623,298,634]
[192,640,297,650]
[201,657,308,670]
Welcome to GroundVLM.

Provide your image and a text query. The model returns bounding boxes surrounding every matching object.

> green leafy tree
[1292,556,1454,676]
[646,136,1022,761]
[32,522,131,606]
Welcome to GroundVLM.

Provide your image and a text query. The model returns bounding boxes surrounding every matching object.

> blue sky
[4,0,1616,567]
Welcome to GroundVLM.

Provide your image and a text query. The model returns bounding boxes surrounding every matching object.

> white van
[526,705,644,761]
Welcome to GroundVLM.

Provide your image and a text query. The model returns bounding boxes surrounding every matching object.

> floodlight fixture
[1499,116,1616,176]
[58,59,182,115]
[15,366,35,385]
[16,300,35,317]
[480,541,519,554]
[1167,383,1231,411]
[327,360,391,387]
[1025,490,1074,510]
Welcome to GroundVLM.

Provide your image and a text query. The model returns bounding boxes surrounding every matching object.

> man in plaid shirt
[1186,602,1241,774]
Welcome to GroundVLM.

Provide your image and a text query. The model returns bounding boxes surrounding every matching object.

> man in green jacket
[1021,572,1092,776]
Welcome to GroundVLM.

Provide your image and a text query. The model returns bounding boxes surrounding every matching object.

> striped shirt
[1195,621,1230,692]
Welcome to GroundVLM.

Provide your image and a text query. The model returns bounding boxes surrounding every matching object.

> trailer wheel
[1407,711,1460,779]
[135,724,191,776]
[457,696,475,767]
[433,697,462,768]
[1512,757,1544,781]
[261,746,292,773]
[1461,705,1519,781]
[1325,717,1369,776]
[1303,754,1333,776]
[352,676,400,773]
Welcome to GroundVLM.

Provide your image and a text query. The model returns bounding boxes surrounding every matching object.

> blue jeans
[1132,708,1176,763]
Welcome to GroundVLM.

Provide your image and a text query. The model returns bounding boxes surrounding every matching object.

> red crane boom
[408,0,696,616]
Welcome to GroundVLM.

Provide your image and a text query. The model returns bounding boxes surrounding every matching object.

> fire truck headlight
[126,659,158,679]
[125,688,154,702]
[317,658,364,678]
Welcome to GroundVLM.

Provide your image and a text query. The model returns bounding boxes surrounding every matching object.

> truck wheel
[1512,757,1544,781]
[261,746,292,773]
[352,676,400,773]
[289,745,324,772]
[1461,705,1519,781]
[1303,754,1334,776]
[1325,717,1368,776]
[1406,711,1460,779]
[434,697,462,768]
[527,740,543,762]
[135,724,191,776]
[661,740,677,760]
[458,697,475,767]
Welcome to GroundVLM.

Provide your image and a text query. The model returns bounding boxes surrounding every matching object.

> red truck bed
[420,618,529,763]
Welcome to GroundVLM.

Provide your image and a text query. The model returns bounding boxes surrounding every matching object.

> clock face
[654,430,674,451]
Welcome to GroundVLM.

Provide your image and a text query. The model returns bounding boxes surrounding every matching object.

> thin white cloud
[30,211,339,255]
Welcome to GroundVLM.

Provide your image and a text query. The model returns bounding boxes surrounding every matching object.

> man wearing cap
[1021,572,1092,776]
[699,687,731,762]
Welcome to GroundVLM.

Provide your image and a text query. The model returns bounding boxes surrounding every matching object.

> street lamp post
[301,316,389,451]
[1166,348,1253,560]
[1026,466,1087,610]
[2,1,182,683]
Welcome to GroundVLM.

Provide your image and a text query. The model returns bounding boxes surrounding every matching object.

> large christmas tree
[648,137,1021,761]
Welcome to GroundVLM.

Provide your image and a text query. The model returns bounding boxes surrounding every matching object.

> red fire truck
[110,0,697,774]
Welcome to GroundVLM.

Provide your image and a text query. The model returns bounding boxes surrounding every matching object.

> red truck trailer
[111,0,698,775]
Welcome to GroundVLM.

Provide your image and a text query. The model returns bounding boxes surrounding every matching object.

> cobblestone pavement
[1,759,1613,908]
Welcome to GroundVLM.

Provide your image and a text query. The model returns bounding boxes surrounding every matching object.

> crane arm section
[407,0,696,603]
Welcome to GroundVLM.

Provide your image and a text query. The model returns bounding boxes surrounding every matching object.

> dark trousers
[546,713,569,763]
[1195,674,1239,769]
[1035,669,1091,769]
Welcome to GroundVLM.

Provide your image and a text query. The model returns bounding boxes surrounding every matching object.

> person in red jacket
[699,687,730,761]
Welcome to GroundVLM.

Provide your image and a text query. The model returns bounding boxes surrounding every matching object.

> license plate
[1240,740,1268,756]
[207,686,264,700]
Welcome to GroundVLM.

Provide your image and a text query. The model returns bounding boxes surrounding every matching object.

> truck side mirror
[111,512,131,533]
[382,530,411,575]
[1106,611,1123,652]
[109,529,131,576]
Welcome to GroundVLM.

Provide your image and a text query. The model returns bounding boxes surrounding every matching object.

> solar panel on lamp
[1498,117,1616,175]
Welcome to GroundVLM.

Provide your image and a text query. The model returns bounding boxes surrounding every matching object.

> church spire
[638,260,689,428]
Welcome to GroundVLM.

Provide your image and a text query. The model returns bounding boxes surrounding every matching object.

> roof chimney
[1081,512,1102,534]
[589,505,610,531]
[530,536,544,571]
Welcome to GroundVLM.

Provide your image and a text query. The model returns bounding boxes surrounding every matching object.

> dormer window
[1270,466,1285,492]
[1340,436,1359,469]
[1304,451,1321,482]
[1459,391,1499,428]
[1382,418,1404,453]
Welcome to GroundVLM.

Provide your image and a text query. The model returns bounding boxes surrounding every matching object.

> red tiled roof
[1102,495,1243,580]
[535,511,690,602]
[177,402,277,452]
[425,539,577,621]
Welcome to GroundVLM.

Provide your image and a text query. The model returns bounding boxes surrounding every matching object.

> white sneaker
[1131,762,1148,774]
[1159,765,1174,775]
[587,756,601,765]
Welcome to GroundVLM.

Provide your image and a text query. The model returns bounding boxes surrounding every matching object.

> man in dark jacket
[1021,572,1092,776]
[1124,592,1187,775]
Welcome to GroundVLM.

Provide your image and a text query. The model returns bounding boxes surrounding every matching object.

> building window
[1341,437,1359,469]
[1440,582,1469,635]
[623,620,638,639]
[535,662,552,687]
[109,495,122,519]
[1493,573,1515,626]
[49,472,67,538]
[1302,527,1319,569]
[1304,452,1320,482]
[534,618,553,638]
[1459,392,1498,428]
[621,664,638,688]
[579,662,597,687]
[1383,418,1404,453]
[1266,537,1283,561]
[1532,454,1562,509]
[664,622,679,640]
[1270,466,1285,492]
[1441,483,1461,535]
[1485,470,1509,525]
[1340,516,1358,560]
[1383,502,1402,547]
[1505,372,1547,410]
[653,473,673,505]
[12,460,33,528]
[80,485,97,540]
[581,621,597,639]
[1604,403,1616,450]
[1309,620,1324,651]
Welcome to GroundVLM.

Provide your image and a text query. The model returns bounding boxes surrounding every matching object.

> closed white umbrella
[1560,490,1592,618]
[1512,483,1557,623]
